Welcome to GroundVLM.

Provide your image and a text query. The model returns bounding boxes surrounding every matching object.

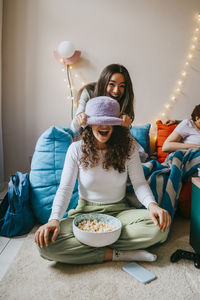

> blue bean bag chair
[30,126,79,224]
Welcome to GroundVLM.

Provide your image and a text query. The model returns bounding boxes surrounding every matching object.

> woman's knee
[152,225,169,244]
[37,244,56,262]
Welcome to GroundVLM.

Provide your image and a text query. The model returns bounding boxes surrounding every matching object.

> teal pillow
[130,123,151,154]
[30,126,79,224]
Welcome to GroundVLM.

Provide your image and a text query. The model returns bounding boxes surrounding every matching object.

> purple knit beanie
[85,96,122,126]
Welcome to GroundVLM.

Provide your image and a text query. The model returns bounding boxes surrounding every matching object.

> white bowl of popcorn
[73,213,122,247]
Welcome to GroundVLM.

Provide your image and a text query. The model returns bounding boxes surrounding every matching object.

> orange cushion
[156,120,178,163]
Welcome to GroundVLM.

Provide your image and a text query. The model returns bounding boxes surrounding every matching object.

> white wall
[2,0,200,179]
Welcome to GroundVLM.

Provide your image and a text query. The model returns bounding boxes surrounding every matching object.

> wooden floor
[0,185,27,281]
[0,235,27,281]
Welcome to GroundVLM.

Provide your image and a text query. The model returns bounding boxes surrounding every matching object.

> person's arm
[49,143,79,221]
[165,120,181,126]
[162,130,200,153]
[128,149,156,208]
[35,142,79,247]
[70,89,91,133]
[127,148,171,231]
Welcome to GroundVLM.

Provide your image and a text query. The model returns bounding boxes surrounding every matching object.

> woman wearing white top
[35,97,171,264]
[163,105,200,153]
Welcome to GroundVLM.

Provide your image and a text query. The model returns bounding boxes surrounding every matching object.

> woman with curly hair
[35,97,171,264]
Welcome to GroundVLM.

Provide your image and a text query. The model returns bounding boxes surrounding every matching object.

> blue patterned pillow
[130,124,151,154]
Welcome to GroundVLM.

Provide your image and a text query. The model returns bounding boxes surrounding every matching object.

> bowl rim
[73,213,122,234]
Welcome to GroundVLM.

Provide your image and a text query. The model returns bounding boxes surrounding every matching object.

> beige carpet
[0,215,200,300]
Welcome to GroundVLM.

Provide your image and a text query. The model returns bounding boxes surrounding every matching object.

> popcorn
[77,219,116,233]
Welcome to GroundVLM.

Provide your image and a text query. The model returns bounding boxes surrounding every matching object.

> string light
[165,104,171,109]
[181,71,187,77]
[188,53,193,59]
[151,12,200,128]
[178,80,183,86]
[59,66,88,116]
[171,96,176,102]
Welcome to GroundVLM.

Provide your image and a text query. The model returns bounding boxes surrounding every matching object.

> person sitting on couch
[162,104,200,153]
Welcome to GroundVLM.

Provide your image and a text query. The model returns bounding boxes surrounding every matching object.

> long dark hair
[94,64,134,121]
[191,104,200,121]
[76,64,134,121]
[79,126,135,173]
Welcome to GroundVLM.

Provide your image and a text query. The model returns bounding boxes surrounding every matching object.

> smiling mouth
[110,94,120,100]
[98,130,109,136]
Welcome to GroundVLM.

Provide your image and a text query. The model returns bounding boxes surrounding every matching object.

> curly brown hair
[79,126,135,173]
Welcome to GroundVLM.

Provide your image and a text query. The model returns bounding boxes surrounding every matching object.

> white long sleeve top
[49,140,156,221]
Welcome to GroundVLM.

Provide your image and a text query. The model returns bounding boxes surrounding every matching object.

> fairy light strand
[61,65,87,118]
[151,12,200,129]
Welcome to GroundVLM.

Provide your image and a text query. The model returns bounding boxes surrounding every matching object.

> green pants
[38,199,168,264]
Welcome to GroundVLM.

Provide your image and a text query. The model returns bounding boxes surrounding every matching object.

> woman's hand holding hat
[76,112,87,127]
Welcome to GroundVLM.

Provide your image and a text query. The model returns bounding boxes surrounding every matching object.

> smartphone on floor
[122,262,156,284]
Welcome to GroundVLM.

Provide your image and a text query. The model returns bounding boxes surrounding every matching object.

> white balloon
[57,41,75,58]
